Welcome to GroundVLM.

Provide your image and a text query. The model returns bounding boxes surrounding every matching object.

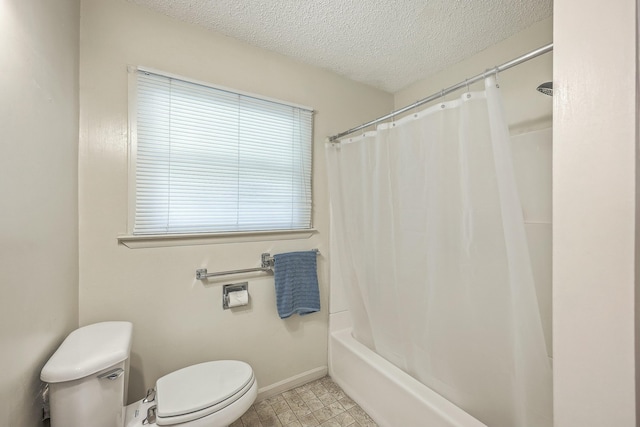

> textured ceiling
[129,0,552,93]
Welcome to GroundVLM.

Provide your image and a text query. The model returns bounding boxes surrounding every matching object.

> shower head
[536,82,553,96]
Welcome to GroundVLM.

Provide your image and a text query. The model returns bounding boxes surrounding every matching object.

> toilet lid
[155,360,254,423]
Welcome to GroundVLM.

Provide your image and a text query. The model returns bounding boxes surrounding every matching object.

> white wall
[0,0,80,425]
[78,0,393,402]
[553,1,637,425]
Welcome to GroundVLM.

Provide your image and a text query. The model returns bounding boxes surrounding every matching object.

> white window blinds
[132,70,313,235]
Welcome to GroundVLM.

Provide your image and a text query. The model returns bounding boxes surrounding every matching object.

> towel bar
[196,249,319,280]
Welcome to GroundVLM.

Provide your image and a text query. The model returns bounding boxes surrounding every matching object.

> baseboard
[256,366,328,402]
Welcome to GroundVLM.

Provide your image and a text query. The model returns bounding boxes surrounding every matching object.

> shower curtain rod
[328,43,553,142]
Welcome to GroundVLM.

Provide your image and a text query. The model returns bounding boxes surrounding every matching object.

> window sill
[118,229,317,249]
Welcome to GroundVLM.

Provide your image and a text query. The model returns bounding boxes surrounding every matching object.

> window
[130,68,313,236]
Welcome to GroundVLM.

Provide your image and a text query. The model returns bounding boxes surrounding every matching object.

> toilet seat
[155,360,255,426]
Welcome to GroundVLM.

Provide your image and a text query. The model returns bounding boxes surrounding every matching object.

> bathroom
[1,0,637,426]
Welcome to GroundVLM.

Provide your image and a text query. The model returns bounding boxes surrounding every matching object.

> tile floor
[230,376,378,427]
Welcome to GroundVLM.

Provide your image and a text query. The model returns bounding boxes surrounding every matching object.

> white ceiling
[129,0,552,93]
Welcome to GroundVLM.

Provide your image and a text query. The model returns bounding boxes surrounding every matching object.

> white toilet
[40,321,257,427]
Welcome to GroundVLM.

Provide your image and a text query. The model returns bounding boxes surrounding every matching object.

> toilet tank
[41,321,133,427]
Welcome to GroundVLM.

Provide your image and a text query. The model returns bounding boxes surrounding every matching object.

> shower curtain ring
[413,100,420,118]
[369,121,375,134]
[440,89,446,108]
[494,66,500,88]
[465,79,471,98]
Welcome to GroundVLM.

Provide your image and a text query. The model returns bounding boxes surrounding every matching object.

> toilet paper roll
[227,289,249,307]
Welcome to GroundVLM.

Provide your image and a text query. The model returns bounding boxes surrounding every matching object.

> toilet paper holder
[222,282,249,309]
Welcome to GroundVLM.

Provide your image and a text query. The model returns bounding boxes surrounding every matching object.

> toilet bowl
[41,321,257,427]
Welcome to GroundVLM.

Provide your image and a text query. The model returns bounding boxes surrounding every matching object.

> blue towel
[274,251,320,319]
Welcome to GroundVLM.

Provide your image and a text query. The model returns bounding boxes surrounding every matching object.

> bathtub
[329,312,486,427]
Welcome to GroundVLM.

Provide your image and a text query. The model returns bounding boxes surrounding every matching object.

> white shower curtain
[326,77,552,427]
